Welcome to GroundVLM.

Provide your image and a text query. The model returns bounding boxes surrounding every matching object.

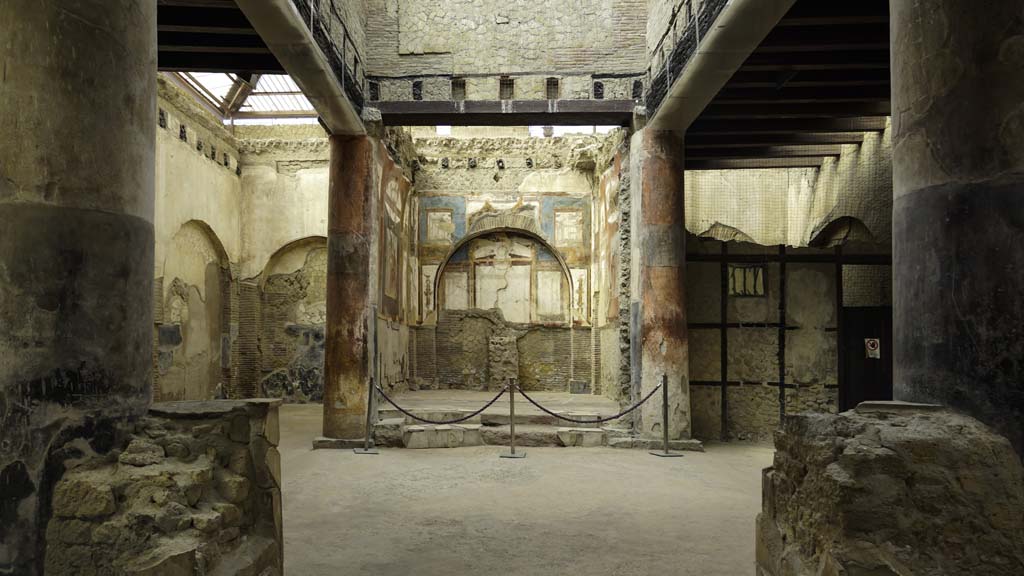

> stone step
[378,408,482,425]
[401,424,483,449]
[556,427,607,447]
[607,437,705,452]
[373,417,405,448]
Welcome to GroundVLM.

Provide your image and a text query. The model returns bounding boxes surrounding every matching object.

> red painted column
[323,135,375,439]
[630,129,690,439]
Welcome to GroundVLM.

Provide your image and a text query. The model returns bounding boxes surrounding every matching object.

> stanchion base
[353,448,379,455]
[500,452,527,459]
[649,451,684,458]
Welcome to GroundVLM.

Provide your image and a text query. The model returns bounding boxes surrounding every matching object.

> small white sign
[865,338,881,359]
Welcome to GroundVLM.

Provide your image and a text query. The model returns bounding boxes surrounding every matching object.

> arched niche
[432,226,574,325]
[157,220,232,402]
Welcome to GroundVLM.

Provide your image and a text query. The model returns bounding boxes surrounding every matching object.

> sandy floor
[279,404,774,576]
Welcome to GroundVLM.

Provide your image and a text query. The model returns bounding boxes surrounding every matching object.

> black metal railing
[644,0,729,118]
[292,0,366,113]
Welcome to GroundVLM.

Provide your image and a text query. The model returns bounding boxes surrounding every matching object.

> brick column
[322,136,376,439]
[629,129,690,439]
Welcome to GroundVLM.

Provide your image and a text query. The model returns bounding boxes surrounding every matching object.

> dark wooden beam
[157,5,253,28]
[157,31,269,51]
[157,52,284,73]
[686,133,866,148]
[688,117,888,135]
[700,102,890,119]
[686,158,826,170]
[758,24,889,53]
[727,69,891,89]
[715,85,890,104]
[158,0,237,7]
[779,0,890,26]
[741,50,890,71]
[375,99,635,126]
[686,145,845,160]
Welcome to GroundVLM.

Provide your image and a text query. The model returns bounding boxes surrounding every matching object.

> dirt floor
[279,404,774,576]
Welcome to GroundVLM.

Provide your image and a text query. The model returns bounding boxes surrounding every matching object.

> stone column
[322,136,375,440]
[629,129,690,439]
[891,0,1024,455]
[0,2,156,574]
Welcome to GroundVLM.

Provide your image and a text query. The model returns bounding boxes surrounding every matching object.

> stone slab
[312,437,372,450]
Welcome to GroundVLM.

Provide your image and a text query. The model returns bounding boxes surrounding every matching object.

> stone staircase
[372,407,702,451]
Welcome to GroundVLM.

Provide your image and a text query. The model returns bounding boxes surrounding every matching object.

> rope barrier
[514,383,663,425]
[374,383,508,425]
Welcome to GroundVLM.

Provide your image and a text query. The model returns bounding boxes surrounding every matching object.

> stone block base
[756,402,1024,575]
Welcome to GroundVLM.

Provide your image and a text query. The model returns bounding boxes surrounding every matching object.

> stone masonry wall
[44,400,282,576]
[365,0,647,100]
[757,403,1024,575]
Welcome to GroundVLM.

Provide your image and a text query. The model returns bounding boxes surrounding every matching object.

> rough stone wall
[365,0,646,100]
[685,126,893,248]
[43,400,282,576]
[757,403,1024,575]
[259,245,328,403]
[592,135,633,405]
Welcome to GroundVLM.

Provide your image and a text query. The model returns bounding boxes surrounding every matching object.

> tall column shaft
[0,1,156,573]
[630,129,690,439]
[323,136,375,439]
[892,0,1024,455]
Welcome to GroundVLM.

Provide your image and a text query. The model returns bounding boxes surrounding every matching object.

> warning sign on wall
[865,338,881,359]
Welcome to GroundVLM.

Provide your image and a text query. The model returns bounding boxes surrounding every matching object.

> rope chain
[514,383,663,425]
[374,383,508,425]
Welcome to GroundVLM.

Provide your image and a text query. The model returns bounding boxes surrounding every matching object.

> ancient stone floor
[280,404,774,576]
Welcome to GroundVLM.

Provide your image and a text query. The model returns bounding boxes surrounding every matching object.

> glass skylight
[171,72,317,123]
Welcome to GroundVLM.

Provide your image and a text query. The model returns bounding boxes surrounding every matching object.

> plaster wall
[154,79,244,402]
[238,139,331,280]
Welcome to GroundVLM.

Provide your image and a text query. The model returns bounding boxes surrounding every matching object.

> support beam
[0,2,156,573]
[376,99,636,127]
[741,49,889,71]
[687,157,825,170]
[700,102,890,119]
[686,132,866,148]
[891,0,1024,456]
[235,0,364,135]
[686,145,843,160]
[630,129,690,439]
[647,0,798,131]
[688,117,888,135]
[323,136,375,439]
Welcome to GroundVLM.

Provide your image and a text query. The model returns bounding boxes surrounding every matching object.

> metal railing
[357,375,683,459]
[644,0,729,117]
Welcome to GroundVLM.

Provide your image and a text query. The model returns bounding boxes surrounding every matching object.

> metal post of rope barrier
[353,377,379,455]
[500,377,526,459]
[650,374,683,458]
